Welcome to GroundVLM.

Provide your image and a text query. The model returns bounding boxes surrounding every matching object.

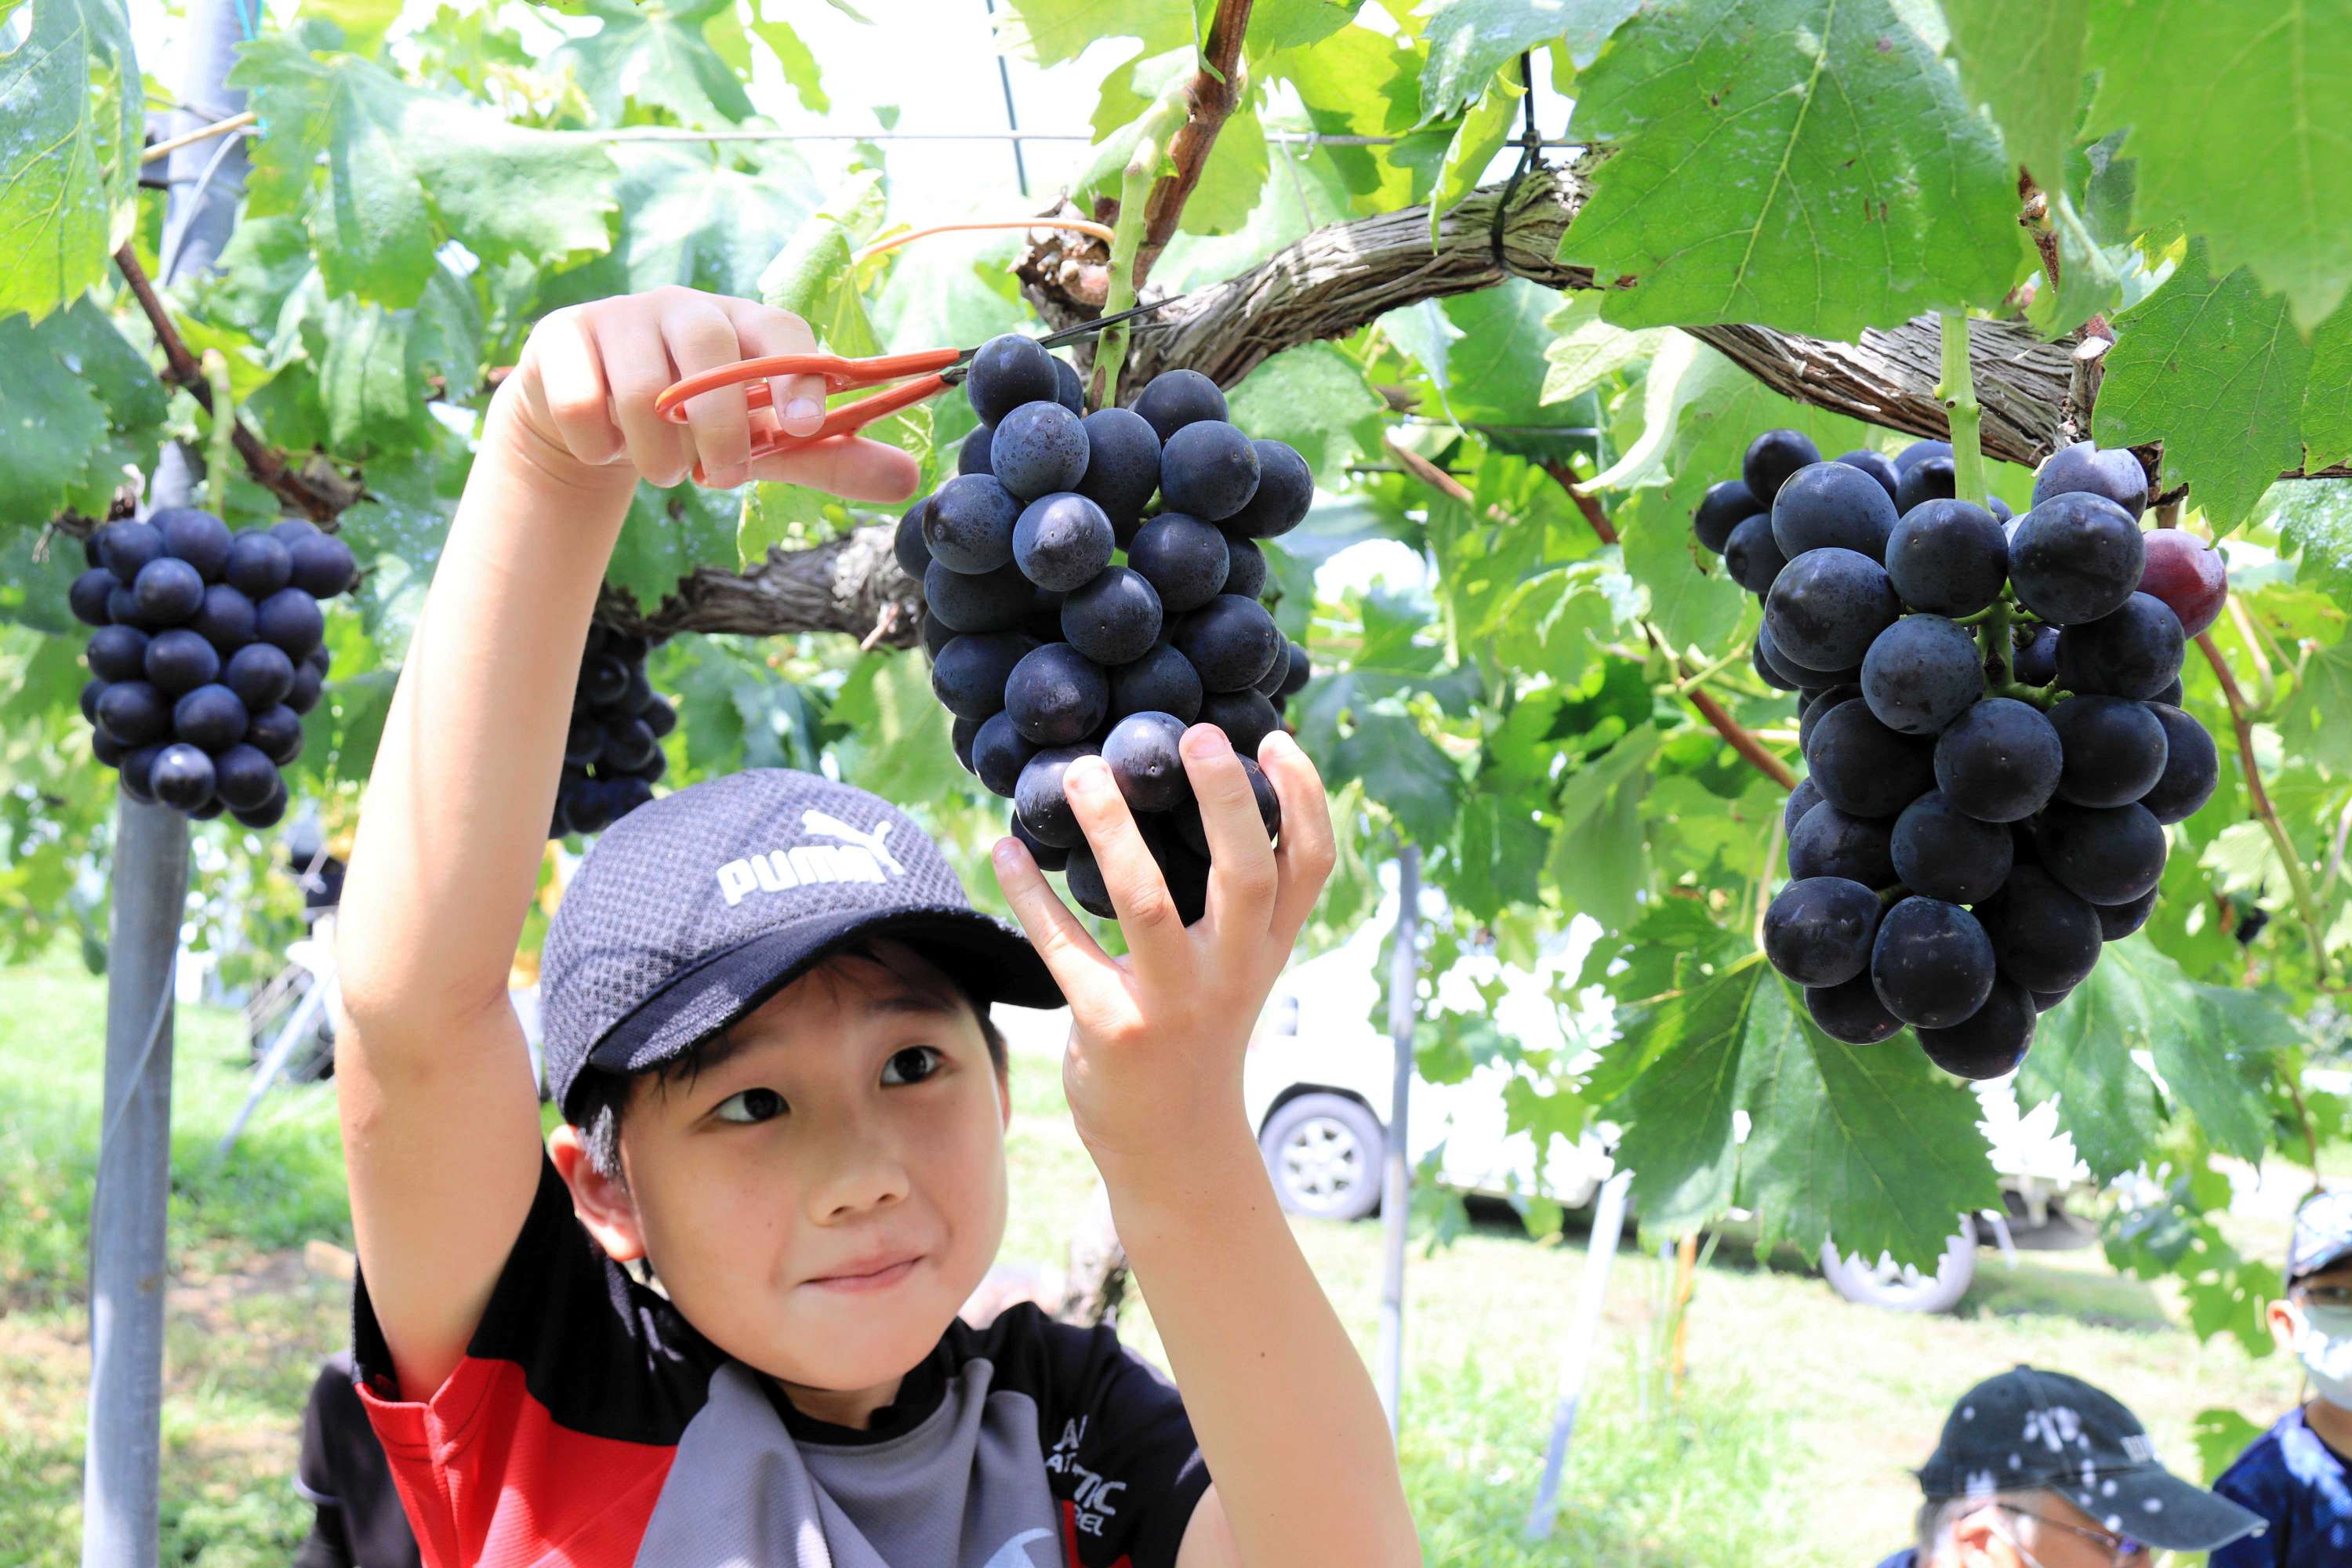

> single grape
[642,697,676,739]
[972,710,1039,798]
[924,559,1034,633]
[2031,987,2074,1013]
[1806,974,1905,1044]
[1884,499,2008,617]
[148,743,217,813]
[132,557,205,626]
[1742,428,1820,506]
[2136,528,2229,637]
[2096,885,2158,942]
[1860,615,1984,735]
[602,716,659,772]
[107,584,143,629]
[1062,842,1118,919]
[2011,624,2060,687]
[223,532,292,599]
[1173,594,1279,692]
[1251,638,1293,700]
[958,422,996,477]
[1200,688,1280,758]
[1870,896,1997,1029]
[86,623,148,683]
[2153,676,2183,706]
[2048,695,2169,808]
[172,684,248,751]
[965,334,1062,424]
[930,630,1038,721]
[1276,640,1311,699]
[1103,710,1192,811]
[80,677,106,727]
[1061,566,1165,666]
[1159,421,1260,521]
[1224,439,1313,539]
[1074,407,1162,531]
[255,586,325,659]
[89,724,124,768]
[1755,634,1802,695]
[1915,976,2035,1079]
[920,608,954,660]
[2030,441,2148,517]
[1975,864,2103,993]
[1769,460,1899,562]
[1763,547,1903,673]
[1108,642,1205,725]
[1724,515,1788,594]
[1894,440,1952,476]
[925,473,1022,573]
[246,705,305,766]
[191,583,256,652]
[1051,355,1085,416]
[1889,791,2013,904]
[1006,642,1110,746]
[1798,684,1861,751]
[1784,777,1824,839]
[69,568,114,627]
[1014,744,1100,848]
[1141,817,1212,925]
[143,628,221,696]
[579,654,630,707]
[1010,812,1069,873]
[272,518,323,548]
[1221,535,1268,600]
[564,714,604,766]
[1835,449,1900,501]
[96,520,165,583]
[1762,877,1883,986]
[1131,368,1228,443]
[230,775,291,830]
[1788,800,1898,887]
[118,744,164,802]
[1175,755,1283,855]
[96,681,171,747]
[1805,699,1936,818]
[1893,456,1957,516]
[1933,698,2063,822]
[2139,703,2218,824]
[992,401,1091,501]
[212,744,278,812]
[2033,800,2168,906]
[1692,481,1760,554]
[893,498,933,581]
[2008,492,2147,625]
[288,533,358,597]
[2055,592,2185,700]
[1013,492,1118,592]
[1127,513,1232,613]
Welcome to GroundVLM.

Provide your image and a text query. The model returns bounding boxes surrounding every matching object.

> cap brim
[2292,1236,2352,1283]
[570,903,1062,1115]
[2051,1466,2267,1552]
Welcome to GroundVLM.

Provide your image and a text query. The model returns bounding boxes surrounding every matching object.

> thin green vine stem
[203,349,234,517]
[1976,595,2015,689]
[1091,91,1189,405]
[1938,309,1987,509]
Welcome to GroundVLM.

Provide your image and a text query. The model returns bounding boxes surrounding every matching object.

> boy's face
[2270,1261,2352,1351]
[555,942,1012,1402]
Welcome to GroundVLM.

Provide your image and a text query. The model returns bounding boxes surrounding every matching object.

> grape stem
[1937,309,1988,508]
[2198,632,2332,983]
[1091,89,1191,405]
[1977,595,2016,689]
[202,349,234,517]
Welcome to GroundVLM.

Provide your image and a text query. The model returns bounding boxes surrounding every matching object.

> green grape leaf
[1419,0,1639,122]
[2194,1408,2272,1486]
[607,479,746,612]
[1539,295,1666,407]
[1445,793,1548,922]
[557,0,753,126]
[1178,101,1269,237]
[603,143,824,299]
[42,294,168,433]
[2093,241,2314,533]
[2275,637,2352,796]
[2084,0,2352,331]
[1560,0,2017,337]
[1938,0,2089,187]
[748,17,829,113]
[1330,710,1463,845]
[992,0,1194,66]
[2025,190,2126,338]
[317,270,479,455]
[1243,0,1354,53]
[0,310,121,520]
[1548,724,1659,929]
[1224,343,1387,488]
[2269,481,2352,605]
[2013,969,2167,1181]
[2303,305,2352,473]
[230,30,619,309]
[1427,67,1519,248]
[308,0,404,55]
[1442,278,1573,427]
[0,0,141,321]
[831,650,967,806]
[1265,24,1424,211]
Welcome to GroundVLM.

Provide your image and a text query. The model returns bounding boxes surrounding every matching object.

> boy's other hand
[992,726,1336,1185]
[495,286,919,501]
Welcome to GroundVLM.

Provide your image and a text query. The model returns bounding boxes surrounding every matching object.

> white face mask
[2289,1303,2352,1410]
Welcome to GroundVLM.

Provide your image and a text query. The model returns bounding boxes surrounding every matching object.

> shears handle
[653,347,962,469]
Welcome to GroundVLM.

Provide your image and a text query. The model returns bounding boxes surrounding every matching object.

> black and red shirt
[350,1146,1212,1567]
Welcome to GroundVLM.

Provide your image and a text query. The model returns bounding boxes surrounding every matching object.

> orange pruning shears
[652,298,1177,471]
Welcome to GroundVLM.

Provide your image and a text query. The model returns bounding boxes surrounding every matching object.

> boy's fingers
[718,297,828,439]
[1061,754,1189,975]
[659,294,755,488]
[1258,728,1335,942]
[990,836,1123,1014]
[600,312,693,488]
[525,310,622,465]
[746,437,920,502]
[1182,725,1278,944]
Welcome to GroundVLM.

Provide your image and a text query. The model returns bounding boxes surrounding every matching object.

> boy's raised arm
[333,289,913,1403]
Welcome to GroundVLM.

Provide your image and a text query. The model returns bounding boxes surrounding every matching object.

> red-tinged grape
[2136,528,2228,637]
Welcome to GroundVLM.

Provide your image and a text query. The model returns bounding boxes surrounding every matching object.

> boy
[2210,1189,2352,1565]
[332,285,1420,1568]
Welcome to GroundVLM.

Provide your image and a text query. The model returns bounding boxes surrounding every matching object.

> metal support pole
[1523,1169,1633,1541]
[82,1,245,1561]
[979,0,1030,196]
[1373,846,1421,1436]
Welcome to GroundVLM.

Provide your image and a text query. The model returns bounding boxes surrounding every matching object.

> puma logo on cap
[714,811,907,906]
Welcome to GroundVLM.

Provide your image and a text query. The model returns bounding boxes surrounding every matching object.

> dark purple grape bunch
[899,335,1312,922]
[71,509,353,828]
[551,623,673,839]
[1740,433,2225,1081]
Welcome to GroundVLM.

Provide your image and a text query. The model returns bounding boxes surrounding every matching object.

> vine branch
[1133,2,1254,291]
[2198,632,2332,982]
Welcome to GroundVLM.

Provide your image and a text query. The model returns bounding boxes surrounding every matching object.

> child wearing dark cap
[331,286,1417,1567]
[2209,1189,2352,1566]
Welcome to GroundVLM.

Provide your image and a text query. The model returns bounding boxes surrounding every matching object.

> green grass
[0,954,2314,1565]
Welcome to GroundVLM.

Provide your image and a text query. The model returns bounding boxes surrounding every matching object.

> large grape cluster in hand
[900,335,1312,923]
[1694,431,2228,1080]
[71,510,353,828]
[552,624,673,839]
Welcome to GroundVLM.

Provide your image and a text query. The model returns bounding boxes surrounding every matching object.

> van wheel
[1259,1094,1385,1221]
